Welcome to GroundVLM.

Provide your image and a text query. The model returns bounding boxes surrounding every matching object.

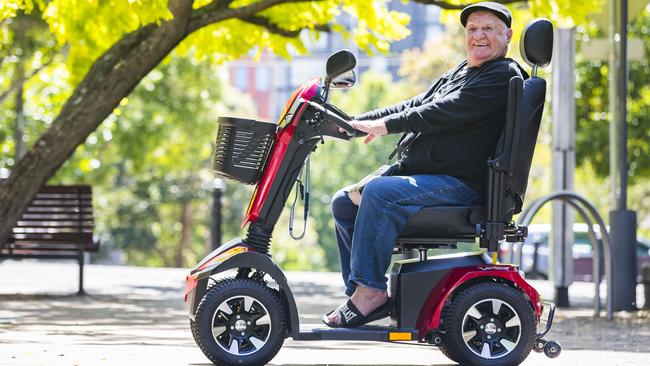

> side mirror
[325,49,356,83]
[330,70,356,89]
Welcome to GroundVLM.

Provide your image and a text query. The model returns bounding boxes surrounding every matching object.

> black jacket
[356,57,528,201]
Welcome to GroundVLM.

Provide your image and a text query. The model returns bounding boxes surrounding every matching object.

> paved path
[0,260,648,365]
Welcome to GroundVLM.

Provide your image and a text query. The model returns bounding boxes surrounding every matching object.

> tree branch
[189,0,322,32]
[411,0,527,10]
[313,24,331,32]
[200,0,234,13]
[239,14,331,38]
[239,15,300,37]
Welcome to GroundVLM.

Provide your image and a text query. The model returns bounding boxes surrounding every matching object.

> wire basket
[213,117,277,185]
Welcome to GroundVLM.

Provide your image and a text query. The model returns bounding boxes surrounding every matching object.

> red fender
[415,264,542,337]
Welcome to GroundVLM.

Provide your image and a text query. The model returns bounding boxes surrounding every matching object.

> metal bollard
[642,262,650,310]
[211,178,226,251]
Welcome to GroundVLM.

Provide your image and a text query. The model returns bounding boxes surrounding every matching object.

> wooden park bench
[0,185,99,294]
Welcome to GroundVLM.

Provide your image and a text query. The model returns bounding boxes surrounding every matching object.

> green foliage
[572,8,650,239]
[4,1,410,85]
[576,8,650,182]
[0,8,64,168]
[49,55,256,267]
[0,0,39,20]
[42,0,172,84]
[526,0,606,28]
[179,0,410,62]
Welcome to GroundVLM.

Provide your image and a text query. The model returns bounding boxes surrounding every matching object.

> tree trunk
[0,0,194,243]
[14,81,25,161]
[176,202,193,267]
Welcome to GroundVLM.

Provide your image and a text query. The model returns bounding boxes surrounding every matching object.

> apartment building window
[255,67,270,91]
[233,67,248,91]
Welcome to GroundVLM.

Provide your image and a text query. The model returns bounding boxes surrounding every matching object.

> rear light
[184,273,198,302]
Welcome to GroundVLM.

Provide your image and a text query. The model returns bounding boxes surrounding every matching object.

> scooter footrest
[297,324,418,342]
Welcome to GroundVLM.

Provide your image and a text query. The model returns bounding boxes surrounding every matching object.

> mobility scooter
[185,18,560,366]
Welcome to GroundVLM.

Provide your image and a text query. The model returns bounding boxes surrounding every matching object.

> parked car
[499,223,650,282]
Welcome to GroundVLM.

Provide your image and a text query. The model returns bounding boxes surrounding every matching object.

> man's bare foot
[327,286,389,325]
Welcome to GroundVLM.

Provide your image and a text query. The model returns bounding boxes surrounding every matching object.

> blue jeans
[331,174,480,296]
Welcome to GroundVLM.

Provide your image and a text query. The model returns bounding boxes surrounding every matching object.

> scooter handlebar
[307,101,356,136]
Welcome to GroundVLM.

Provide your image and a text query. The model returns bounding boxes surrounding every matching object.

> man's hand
[349,118,388,144]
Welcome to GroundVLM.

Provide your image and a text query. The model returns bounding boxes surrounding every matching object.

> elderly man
[324,2,529,328]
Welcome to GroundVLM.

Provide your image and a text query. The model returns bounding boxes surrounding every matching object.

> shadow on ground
[1,264,649,358]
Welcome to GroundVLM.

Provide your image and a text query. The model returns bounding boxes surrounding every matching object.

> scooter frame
[185,48,558,364]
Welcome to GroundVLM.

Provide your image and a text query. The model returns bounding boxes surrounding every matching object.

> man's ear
[506,28,513,43]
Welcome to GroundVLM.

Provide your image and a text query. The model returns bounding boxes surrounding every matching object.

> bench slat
[35,186,92,194]
[0,252,81,260]
[30,197,92,201]
[35,192,92,198]
[12,229,94,235]
[13,222,95,233]
[10,232,94,241]
[8,242,99,252]
[9,243,86,249]
[19,214,94,220]
[29,200,92,205]
[26,204,92,209]
[25,208,92,214]
[10,243,95,250]
[17,220,94,225]
[16,218,94,223]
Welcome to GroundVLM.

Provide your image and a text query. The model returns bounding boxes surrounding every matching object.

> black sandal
[322,298,392,328]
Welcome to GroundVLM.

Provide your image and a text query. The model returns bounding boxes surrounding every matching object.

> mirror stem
[322,79,330,101]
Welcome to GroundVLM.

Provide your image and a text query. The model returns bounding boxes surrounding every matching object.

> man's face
[465,10,512,67]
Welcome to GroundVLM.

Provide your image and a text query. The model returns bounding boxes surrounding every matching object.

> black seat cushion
[399,206,486,238]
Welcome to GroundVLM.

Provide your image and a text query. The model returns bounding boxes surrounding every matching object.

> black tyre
[439,282,536,366]
[191,278,232,346]
[191,319,200,344]
[193,278,287,366]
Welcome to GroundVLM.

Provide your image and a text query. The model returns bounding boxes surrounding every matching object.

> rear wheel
[193,278,287,365]
[439,282,535,366]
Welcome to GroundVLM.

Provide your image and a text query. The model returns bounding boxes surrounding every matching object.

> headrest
[520,18,553,68]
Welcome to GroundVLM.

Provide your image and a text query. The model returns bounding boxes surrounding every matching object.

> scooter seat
[399,206,486,239]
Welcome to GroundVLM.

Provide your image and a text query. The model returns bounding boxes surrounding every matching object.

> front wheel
[193,278,287,365]
[439,282,536,366]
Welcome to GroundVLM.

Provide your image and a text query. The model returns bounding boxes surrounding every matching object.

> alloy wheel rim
[460,298,522,359]
[211,295,272,356]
